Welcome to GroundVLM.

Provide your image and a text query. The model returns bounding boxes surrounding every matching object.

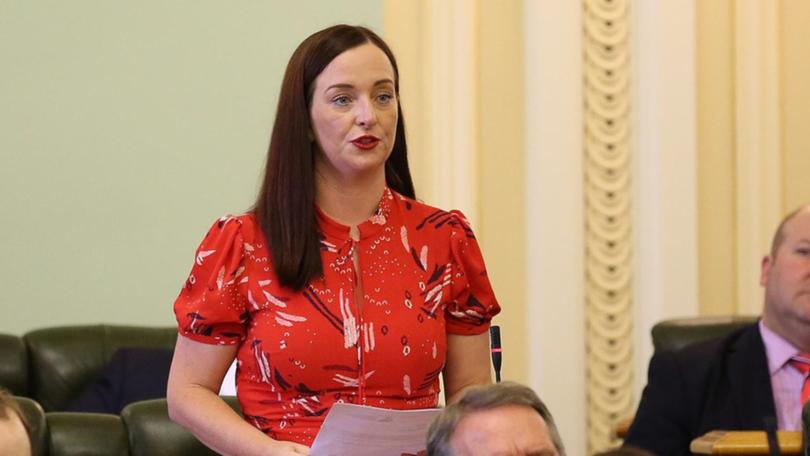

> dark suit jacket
[64,347,174,414]
[624,323,776,456]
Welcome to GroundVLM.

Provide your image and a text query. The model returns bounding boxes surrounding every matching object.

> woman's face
[310,43,398,184]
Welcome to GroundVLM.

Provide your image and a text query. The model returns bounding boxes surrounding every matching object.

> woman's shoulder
[199,212,262,244]
[391,191,473,235]
[391,191,465,219]
[223,212,259,229]
[216,212,257,225]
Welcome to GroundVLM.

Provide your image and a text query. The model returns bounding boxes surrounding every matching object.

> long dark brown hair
[253,24,415,290]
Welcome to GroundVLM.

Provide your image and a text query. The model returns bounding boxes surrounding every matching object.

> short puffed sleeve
[174,216,249,345]
[446,210,501,335]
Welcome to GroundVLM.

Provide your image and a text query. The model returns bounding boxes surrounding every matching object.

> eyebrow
[325,79,395,91]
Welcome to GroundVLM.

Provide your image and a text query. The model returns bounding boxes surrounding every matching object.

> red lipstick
[351,135,380,150]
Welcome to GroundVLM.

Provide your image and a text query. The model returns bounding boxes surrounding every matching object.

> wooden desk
[690,430,802,455]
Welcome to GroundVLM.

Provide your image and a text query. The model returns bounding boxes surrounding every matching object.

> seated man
[0,389,31,456]
[426,382,565,456]
[625,204,810,455]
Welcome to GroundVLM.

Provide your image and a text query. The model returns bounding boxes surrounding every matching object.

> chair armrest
[13,396,47,456]
[120,397,241,456]
[46,412,128,456]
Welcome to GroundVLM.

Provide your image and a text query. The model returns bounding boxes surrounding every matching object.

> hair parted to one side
[426,382,566,456]
[253,24,415,290]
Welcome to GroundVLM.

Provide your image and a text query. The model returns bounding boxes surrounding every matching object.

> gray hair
[426,382,565,456]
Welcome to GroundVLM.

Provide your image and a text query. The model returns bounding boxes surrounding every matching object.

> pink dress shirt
[759,320,805,430]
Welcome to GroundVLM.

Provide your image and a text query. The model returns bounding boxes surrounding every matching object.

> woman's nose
[355,98,378,127]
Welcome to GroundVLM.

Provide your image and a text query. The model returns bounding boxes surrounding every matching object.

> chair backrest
[0,334,28,396]
[651,316,759,353]
[121,397,241,456]
[46,412,129,456]
[24,325,177,411]
[14,395,47,456]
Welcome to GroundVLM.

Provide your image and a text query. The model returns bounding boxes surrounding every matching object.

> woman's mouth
[351,135,380,150]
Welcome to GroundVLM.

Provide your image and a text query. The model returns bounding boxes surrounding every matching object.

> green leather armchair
[2,325,247,455]
[1,324,177,411]
[23,325,178,411]
[14,395,242,456]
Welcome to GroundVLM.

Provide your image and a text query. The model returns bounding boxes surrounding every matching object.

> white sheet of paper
[310,403,441,456]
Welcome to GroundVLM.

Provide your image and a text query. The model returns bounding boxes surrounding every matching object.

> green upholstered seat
[121,396,242,456]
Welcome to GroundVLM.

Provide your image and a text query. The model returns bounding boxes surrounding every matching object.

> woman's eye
[376,93,394,104]
[797,248,810,256]
[332,95,352,106]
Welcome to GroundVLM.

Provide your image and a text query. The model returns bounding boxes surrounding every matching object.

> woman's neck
[315,169,386,227]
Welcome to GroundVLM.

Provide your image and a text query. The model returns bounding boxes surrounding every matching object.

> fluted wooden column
[583,0,634,451]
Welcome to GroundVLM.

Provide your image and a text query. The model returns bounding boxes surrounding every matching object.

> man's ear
[760,255,772,286]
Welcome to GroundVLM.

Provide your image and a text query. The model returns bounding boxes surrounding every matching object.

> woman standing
[167,24,500,456]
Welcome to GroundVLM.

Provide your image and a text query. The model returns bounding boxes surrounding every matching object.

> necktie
[788,353,810,405]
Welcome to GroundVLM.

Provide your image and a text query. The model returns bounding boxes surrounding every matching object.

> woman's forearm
[167,337,309,455]
[443,332,494,403]
[168,384,270,455]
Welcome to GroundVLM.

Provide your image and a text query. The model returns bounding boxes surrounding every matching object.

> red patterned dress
[173,188,500,445]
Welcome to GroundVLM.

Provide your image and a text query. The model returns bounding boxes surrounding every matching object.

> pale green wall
[0,1,382,334]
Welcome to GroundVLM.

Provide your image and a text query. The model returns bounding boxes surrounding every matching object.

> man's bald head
[770,204,810,258]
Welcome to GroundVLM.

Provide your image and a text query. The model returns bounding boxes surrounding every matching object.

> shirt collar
[759,319,802,376]
[316,187,394,241]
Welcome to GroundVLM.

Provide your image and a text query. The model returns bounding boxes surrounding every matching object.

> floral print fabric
[173,188,500,445]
